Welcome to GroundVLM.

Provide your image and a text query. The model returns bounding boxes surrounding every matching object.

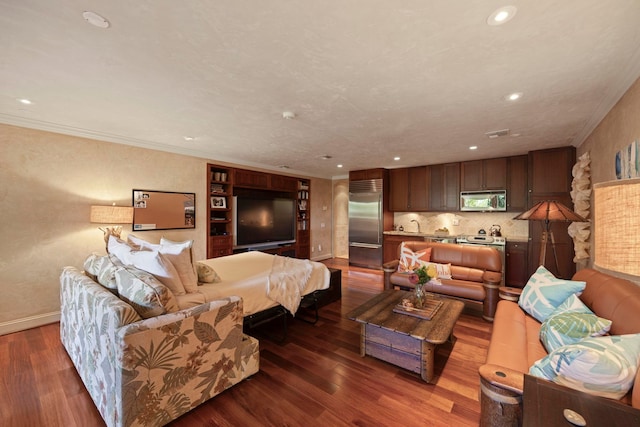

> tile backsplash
[393,212,529,240]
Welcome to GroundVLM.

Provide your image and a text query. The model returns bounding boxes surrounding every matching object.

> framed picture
[210,196,227,209]
[132,189,195,231]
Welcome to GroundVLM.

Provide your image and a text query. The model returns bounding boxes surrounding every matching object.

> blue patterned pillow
[518,266,586,322]
[540,313,612,353]
[530,334,640,400]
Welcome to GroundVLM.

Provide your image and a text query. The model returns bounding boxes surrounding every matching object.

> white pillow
[127,235,199,294]
[159,237,198,293]
[108,235,186,296]
[419,261,452,280]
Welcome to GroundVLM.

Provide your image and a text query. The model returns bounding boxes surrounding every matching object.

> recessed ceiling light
[282,111,296,120]
[487,6,517,26]
[393,156,400,161]
[82,11,110,29]
[505,92,523,101]
[183,136,195,141]
[18,98,32,105]
[337,164,343,168]
[469,146,478,150]
[279,165,290,169]
[320,155,332,160]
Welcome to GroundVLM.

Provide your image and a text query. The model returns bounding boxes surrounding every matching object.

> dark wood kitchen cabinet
[527,147,576,279]
[428,162,460,211]
[505,241,529,288]
[349,168,385,180]
[388,166,428,211]
[507,155,528,212]
[461,157,507,191]
[383,234,424,263]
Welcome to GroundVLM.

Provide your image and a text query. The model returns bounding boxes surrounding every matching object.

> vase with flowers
[408,264,437,308]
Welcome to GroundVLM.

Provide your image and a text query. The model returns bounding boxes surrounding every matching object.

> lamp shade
[90,205,134,224]
[513,200,586,222]
[594,178,640,277]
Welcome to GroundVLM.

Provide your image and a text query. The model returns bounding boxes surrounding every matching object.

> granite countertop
[384,230,528,242]
[383,231,458,238]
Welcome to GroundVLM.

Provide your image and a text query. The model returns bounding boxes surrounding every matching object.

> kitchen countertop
[383,231,458,238]
[384,230,529,242]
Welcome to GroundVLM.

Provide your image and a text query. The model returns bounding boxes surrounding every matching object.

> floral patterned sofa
[60,262,260,427]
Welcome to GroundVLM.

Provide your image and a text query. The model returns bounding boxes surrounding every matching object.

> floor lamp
[513,201,586,275]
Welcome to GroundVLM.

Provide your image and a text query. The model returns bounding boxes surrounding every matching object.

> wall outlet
[318,244,322,252]
[311,246,314,252]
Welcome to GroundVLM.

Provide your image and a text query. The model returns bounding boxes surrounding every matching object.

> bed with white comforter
[175,251,330,316]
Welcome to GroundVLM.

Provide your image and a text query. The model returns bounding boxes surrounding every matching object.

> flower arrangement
[408,264,437,285]
[407,264,437,308]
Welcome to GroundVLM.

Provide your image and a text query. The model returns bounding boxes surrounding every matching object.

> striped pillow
[398,243,432,272]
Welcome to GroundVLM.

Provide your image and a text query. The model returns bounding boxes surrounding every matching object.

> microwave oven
[460,190,507,212]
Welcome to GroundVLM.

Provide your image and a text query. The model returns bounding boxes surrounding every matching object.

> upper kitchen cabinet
[428,162,460,211]
[528,147,575,195]
[460,158,507,191]
[507,155,528,212]
[388,167,429,211]
[349,168,386,180]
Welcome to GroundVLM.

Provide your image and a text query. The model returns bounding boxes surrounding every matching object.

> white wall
[0,124,331,333]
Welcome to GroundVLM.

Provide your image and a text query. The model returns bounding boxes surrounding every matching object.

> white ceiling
[2,1,640,178]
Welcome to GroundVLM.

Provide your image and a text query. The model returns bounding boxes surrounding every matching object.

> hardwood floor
[0,258,492,426]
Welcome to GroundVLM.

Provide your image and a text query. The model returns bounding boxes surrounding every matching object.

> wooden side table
[499,286,522,302]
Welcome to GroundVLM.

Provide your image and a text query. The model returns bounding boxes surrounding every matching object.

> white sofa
[60,260,259,427]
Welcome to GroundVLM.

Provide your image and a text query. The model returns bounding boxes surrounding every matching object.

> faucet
[410,219,421,233]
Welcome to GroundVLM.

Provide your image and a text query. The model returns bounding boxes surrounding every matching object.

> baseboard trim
[0,311,60,336]
[311,254,333,262]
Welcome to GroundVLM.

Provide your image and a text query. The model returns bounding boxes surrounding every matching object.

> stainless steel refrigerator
[349,179,384,269]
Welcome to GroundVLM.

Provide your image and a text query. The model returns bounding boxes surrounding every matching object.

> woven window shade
[90,205,134,224]
[594,178,640,277]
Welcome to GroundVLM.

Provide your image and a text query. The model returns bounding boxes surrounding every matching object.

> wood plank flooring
[0,258,492,426]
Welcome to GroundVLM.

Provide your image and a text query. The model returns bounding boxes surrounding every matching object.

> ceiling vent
[485,129,510,139]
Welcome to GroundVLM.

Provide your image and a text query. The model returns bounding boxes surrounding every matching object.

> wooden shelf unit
[206,164,311,259]
[207,164,234,257]
[296,179,311,259]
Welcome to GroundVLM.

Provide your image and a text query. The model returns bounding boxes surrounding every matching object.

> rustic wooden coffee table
[347,290,464,383]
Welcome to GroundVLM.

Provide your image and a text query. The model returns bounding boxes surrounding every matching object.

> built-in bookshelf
[207,164,233,257]
[296,179,311,259]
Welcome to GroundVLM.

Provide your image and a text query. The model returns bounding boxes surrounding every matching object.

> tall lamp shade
[514,200,586,275]
[90,205,134,250]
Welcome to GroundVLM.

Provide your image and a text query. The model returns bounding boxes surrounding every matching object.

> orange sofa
[382,241,503,321]
[479,268,640,426]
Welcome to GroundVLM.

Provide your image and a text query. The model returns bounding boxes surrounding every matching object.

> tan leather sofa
[382,241,503,321]
[479,268,640,426]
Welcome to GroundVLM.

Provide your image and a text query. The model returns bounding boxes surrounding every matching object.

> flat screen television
[233,195,296,249]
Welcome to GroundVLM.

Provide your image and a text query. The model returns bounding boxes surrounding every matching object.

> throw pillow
[420,262,452,280]
[159,237,198,293]
[518,265,586,322]
[529,334,640,400]
[540,311,612,353]
[83,253,119,294]
[108,235,186,296]
[196,261,221,283]
[114,264,180,318]
[127,235,199,294]
[398,244,432,272]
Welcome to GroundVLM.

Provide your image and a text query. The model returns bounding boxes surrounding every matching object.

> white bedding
[177,251,330,316]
